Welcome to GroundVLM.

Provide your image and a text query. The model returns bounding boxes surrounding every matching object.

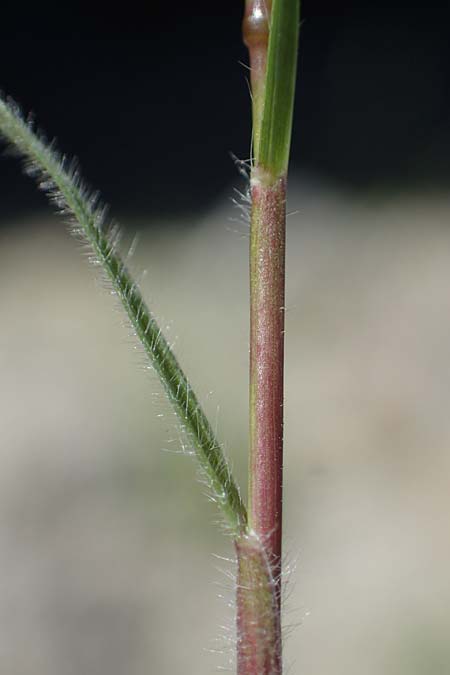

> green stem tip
[256,0,299,176]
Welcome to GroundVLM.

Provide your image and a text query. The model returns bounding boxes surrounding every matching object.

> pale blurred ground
[1,177,450,674]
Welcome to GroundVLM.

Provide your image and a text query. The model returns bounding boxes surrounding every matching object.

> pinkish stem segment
[248,170,286,576]
[236,533,282,674]
[236,176,285,675]
[236,171,286,675]
[238,2,287,673]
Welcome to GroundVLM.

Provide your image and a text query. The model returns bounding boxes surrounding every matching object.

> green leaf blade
[0,96,247,535]
[258,0,299,177]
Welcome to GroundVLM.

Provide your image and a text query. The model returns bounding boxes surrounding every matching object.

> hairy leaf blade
[0,96,247,535]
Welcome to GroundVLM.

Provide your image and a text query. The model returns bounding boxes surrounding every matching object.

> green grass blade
[0,96,247,535]
[258,0,299,177]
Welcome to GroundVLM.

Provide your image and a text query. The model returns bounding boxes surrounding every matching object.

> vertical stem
[242,0,272,157]
[235,533,282,674]
[236,168,286,675]
[248,169,285,577]
[238,1,297,672]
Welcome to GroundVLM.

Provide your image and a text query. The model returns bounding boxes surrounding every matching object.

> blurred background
[1,1,450,673]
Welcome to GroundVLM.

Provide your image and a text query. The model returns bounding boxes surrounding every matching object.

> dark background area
[1,1,450,221]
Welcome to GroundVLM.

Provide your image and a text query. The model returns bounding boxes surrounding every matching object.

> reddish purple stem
[249,173,286,580]
[238,3,287,673]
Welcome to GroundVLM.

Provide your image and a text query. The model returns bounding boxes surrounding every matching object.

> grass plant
[0,2,299,672]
